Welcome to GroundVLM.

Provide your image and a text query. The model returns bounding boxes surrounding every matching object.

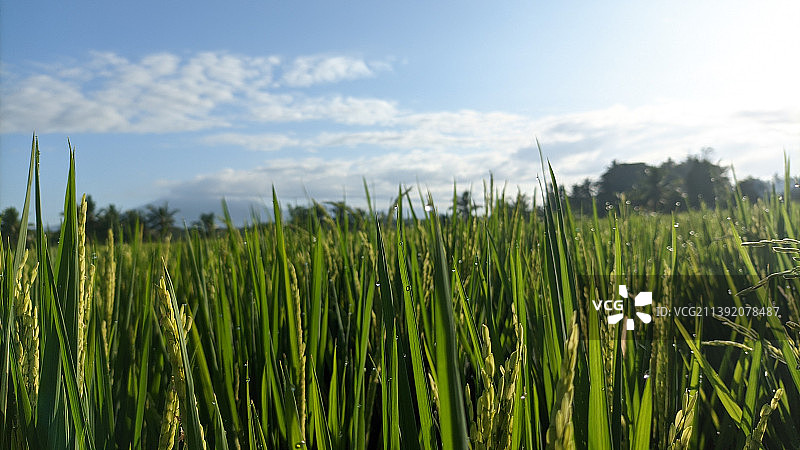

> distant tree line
[287,201,372,229]
[0,196,218,246]
[567,151,776,215]
[441,152,781,221]
[285,190,538,231]
[0,151,787,244]
[284,152,784,229]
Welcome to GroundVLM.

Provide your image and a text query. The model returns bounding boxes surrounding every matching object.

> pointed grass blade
[632,377,652,449]
[162,262,206,448]
[588,310,612,450]
[675,318,747,430]
[426,199,469,449]
[396,199,435,450]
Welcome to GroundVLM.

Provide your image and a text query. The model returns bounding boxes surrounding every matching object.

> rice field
[3,137,800,449]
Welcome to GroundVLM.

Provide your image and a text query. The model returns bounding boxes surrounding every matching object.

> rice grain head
[157,380,180,450]
[76,195,91,391]
[14,250,40,404]
[470,318,523,449]
[545,312,578,449]
[428,371,440,417]
[744,388,784,450]
[289,262,307,436]
[156,276,207,449]
[667,388,697,450]
[103,228,116,361]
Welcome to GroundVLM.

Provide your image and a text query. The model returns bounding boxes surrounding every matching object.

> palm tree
[569,178,594,215]
[121,209,145,236]
[632,167,663,211]
[509,191,532,217]
[1,207,21,244]
[454,190,481,219]
[194,212,216,235]
[146,202,179,239]
[99,204,121,233]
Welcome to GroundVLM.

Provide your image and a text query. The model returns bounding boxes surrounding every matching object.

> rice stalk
[289,262,307,437]
[743,388,784,450]
[156,276,207,449]
[666,388,698,450]
[428,372,440,417]
[76,195,91,391]
[13,250,39,404]
[545,312,578,449]
[471,324,495,448]
[102,228,116,362]
[157,380,180,450]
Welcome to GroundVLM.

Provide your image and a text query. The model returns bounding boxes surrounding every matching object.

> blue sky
[1,0,799,224]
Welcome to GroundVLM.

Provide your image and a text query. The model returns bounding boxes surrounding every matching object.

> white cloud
[163,99,799,216]
[280,55,385,87]
[556,149,603,170]
[159,148,515,213]
[245,93,399,125]
[0,51,393,133]
[304,96,398,125]
[524,102,800,185]
[1,74,129,133]
[139,52,181,78]
[201,107,535,153]
[195,98,798,195]
[201,133,300,151]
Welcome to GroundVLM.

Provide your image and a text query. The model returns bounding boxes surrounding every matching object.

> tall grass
[2,136,800,449]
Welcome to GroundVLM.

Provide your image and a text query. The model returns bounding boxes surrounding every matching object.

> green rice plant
[545,312,578,448]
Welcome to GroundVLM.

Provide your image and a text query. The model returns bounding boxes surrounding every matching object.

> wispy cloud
[523,103,800,182]
[200,133,301,151]
[201,108,533,152]
[183,100,799,213]
[0,51,394,133]
[280,55,388,87]
[158,148,517,214]
[1,74,130,133]
[245,93,399,125]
